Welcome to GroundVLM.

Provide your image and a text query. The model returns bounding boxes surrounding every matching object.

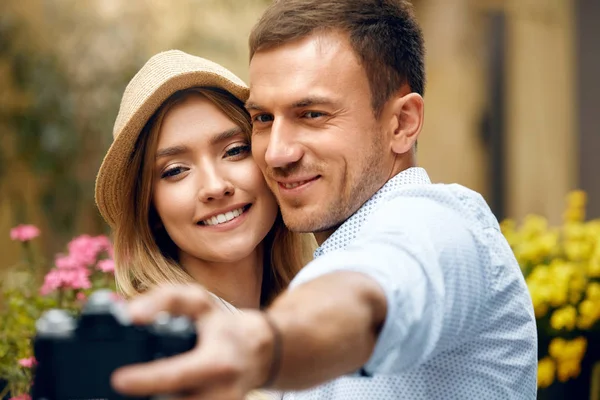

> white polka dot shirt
[285,167,538,399]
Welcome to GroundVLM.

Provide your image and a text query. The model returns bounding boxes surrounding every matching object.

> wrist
[245,310,282,390]
[259,311,282,388]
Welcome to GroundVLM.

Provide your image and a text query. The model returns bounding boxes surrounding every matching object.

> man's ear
[383,92,424,155]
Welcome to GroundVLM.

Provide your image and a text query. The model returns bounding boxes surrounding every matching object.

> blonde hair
[112,87,316,305]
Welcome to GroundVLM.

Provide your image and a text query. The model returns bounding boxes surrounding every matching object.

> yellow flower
[586,282,600,300]
[549,338,567,359]
[539,231,560,257]
[579,299,597,318]
[563,208,585,223]
[549,260,574,282]
[564,241,593,261]
[549,337,587,361]
[557,358,582,382]
[500,191,600,387]
[566,190,587,209]
[563,221,587,241]
[537,357,555,388]
[549,282,569,308]
[500,218,516,234]
[585,221,600,238]
[528,265,552,283]
[568,273,587,304]
[588,258,600,278]
[550,306,577,331]
[569,290,583,305]
[565,337,587,360]
[578,314,595,330]
[521,215,548,239]
[577,299,600,329]
[529,288,549,318]
[571,272,587,289]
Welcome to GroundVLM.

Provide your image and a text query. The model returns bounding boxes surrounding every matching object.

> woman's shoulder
[208,292,243,314]
[247,389,283,400]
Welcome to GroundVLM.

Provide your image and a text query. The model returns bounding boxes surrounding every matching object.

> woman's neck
[179,247,264,309]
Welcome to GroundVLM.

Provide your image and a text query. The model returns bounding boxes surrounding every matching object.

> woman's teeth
[201,207,245,226]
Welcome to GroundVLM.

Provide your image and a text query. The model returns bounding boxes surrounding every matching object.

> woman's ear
[384,92,424,155]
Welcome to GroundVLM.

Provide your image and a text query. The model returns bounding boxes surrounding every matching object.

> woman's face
[152,94,278,265]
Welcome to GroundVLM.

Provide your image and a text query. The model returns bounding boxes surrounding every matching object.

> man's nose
[264,119,303,169]
[197,166,234,202]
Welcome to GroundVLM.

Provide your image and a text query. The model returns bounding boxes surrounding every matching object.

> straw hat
[95,49,250,227]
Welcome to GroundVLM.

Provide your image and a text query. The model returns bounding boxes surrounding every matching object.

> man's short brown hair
[249,0,425,116]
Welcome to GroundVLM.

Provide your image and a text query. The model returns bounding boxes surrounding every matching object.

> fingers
[176,386,246,400]
[127,284,215,323]
[112,349,207,396]
[111,347,246,398]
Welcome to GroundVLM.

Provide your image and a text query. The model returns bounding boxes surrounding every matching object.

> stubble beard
[277,134,387,235]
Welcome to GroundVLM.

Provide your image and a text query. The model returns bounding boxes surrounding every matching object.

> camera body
[31,290,197,400]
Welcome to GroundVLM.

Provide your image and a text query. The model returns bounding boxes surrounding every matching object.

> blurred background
[1,0,598,265]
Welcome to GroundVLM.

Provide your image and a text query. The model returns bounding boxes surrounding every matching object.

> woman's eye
[225,144,251,158]
[161,166,186,179]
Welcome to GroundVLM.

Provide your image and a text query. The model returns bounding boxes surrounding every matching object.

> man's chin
[280,209,338,235]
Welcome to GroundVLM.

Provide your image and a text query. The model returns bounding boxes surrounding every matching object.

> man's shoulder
[373,181,499,230]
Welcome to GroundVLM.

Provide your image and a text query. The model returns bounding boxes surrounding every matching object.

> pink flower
[76,292,87,301]
[67,235,112,267]
[97,259,115,273]
[40,266,91,295]
[10,395,31,400]
[55,254,83,270]
[10,225,40,242]
[18,357,37,368]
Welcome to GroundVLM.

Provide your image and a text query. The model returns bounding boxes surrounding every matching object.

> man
[111,1,538,398]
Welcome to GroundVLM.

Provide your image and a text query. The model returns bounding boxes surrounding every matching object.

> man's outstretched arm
[263,270,387,389]
[109,272,387,397]
[111,198,485,398]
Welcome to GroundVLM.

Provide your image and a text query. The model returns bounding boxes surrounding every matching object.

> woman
[95,50,314,399]
[95,50,315,311]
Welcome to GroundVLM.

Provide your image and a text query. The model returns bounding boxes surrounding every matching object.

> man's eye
[225,144,251,158]
[252,114,274,124]
[303,111,326,119]
[161,166,186,179]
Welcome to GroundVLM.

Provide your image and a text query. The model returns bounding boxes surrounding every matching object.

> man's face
[247,30,395,239]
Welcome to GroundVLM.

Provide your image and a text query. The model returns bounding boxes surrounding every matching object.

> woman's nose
[196,168,235,202]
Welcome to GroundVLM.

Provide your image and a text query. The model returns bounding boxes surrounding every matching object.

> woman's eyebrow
[155,145,189,160]
[209,126,244,145]
[155,127,244,161]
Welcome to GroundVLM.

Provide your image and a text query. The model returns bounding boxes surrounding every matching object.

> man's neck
[314,229,337,246]
[313,159,418,247]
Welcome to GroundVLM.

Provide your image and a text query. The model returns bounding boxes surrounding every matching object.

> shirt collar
[314,167,431,258]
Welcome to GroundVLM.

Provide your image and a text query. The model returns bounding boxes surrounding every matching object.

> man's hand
[110,284,275,399]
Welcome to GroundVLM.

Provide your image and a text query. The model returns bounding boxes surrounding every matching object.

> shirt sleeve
[288,195,489,375]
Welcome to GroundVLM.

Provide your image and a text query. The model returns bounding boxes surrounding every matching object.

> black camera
[30,290,197,400]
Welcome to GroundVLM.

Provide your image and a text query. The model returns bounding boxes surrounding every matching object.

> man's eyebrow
[245,96,334,112]
[290,96,333,108]
[245,100,263,112]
